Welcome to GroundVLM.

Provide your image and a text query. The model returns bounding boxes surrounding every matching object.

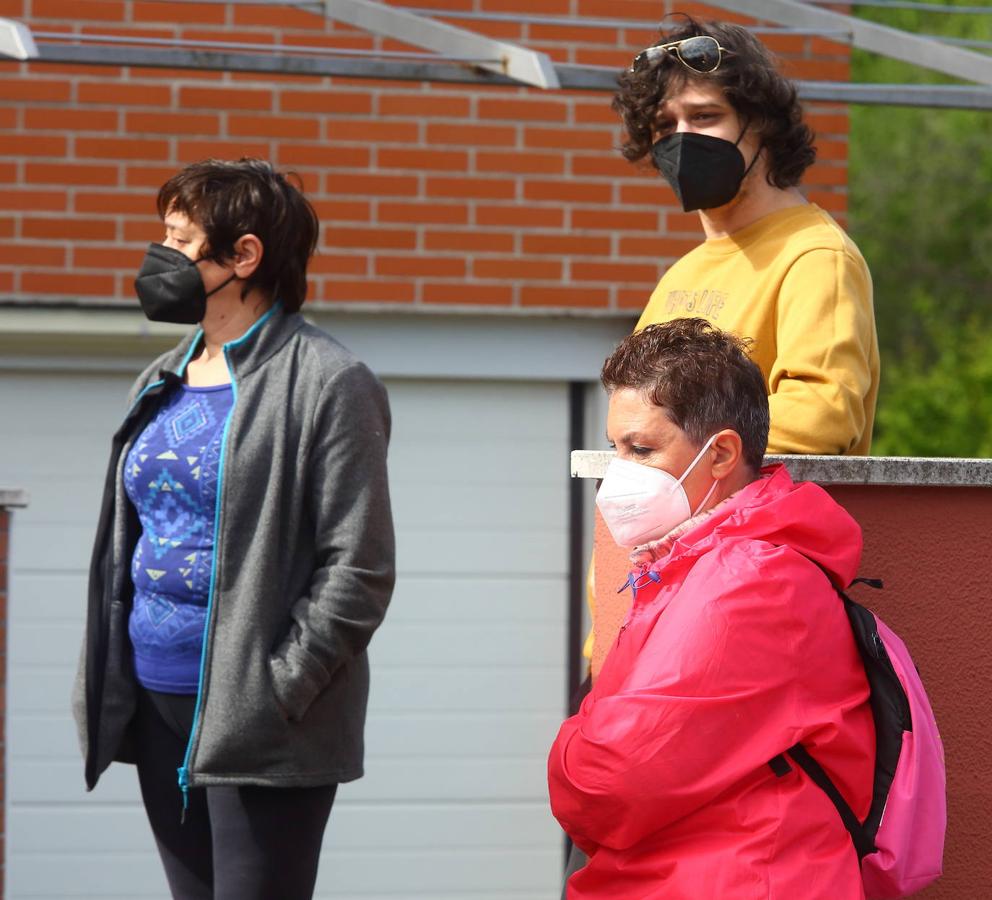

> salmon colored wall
[592,484,992,899]
[0,0,852,311]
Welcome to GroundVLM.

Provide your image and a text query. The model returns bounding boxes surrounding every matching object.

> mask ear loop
[691,477,720,517]
[194,254,239,299]
[734,118,762,181]
[204,271,237,298]
[673,434,721,516]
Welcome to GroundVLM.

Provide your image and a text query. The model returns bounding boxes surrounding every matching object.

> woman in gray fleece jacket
[74,159,395,900]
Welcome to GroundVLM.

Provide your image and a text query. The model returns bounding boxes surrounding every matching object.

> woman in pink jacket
[549,319,875,899]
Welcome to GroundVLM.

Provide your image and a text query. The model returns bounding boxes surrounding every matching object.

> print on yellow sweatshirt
[636,203,879,455]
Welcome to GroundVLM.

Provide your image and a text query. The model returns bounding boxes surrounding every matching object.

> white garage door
[1,368,571,899]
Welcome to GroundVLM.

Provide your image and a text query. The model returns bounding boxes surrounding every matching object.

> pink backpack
[771,578,947,899]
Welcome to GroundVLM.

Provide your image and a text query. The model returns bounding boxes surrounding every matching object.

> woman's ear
[710,429,743,480]
[232,233,263,278]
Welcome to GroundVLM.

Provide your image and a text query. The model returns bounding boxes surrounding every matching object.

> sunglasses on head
[630,35,729,75]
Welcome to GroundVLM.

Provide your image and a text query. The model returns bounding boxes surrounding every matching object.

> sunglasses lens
[631,48,657,72]
[678,36,721,73]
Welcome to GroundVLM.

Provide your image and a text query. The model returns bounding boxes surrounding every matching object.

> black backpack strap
[763,565,885,861]
[785,744,876,860]
[850,577,883,590]
[768,753,792,777]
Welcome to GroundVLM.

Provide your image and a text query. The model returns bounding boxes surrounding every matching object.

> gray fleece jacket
[73,305,395,790]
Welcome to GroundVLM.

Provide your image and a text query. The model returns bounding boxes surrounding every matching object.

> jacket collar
[155,302,304,382]
[631,464,793,572]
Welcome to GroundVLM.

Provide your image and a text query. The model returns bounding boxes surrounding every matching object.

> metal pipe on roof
[716,0,992,85]
[20,39,992,109]
[0,16,36,59]
[31,29,501,63]
[132,0,847,35]
[321,0,560,89]
[801,0,992,14]
[391,6,845,36]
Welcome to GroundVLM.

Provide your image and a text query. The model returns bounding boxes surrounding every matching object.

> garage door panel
[330,802,558,850]
[317,847,560,895]
[364,712,560,757]
[369,666,562,713]
[9,572,87,623]
[392,483,564,529]
[397,530,566,575]
[7,479,104,524]
[383,574,563,622]
[370,620,561,667]
[340,757,553,800]
[388,380,561,433]
[10,667,78,713]
[8,761,135,804]
[12,806,155,854]
[10,623,84,667]
[8,853,167,898]
[391,443,568,484]
[9,713,81,759]
[10,523,96,571]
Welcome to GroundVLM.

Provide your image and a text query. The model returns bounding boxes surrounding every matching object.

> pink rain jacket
[549,465,875,899]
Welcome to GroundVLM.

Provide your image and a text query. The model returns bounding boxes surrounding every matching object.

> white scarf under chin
[628,487,740,567]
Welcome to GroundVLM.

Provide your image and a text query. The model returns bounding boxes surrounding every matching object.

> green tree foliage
[872,307,992,457]
[846,0,992,455]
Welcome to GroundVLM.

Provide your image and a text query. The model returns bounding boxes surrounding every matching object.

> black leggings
[134,688,337,900]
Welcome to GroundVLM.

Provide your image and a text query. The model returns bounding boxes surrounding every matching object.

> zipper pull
[617,565,661,597]
[177,765,190,824]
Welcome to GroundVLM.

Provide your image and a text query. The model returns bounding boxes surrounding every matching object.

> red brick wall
[0,0,851,311]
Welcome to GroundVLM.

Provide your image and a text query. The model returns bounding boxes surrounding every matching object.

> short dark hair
[613,18,816,189]
[601,319,770,471]
[157,158,319,313]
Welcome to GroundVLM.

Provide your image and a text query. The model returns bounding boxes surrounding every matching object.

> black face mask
[134,243,235,325]
[650,131,757,213]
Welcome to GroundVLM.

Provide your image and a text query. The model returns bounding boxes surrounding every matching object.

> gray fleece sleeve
[268,361,396,721]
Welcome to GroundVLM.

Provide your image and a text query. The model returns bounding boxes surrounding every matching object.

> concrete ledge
[0,488,29,508]
[570,452,992,487]
[0,305,632,382]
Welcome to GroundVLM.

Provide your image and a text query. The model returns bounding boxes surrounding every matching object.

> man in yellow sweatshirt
[616,18,879,455]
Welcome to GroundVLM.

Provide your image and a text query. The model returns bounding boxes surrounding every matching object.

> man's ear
[710,429,743,480]
[232,233,263,278]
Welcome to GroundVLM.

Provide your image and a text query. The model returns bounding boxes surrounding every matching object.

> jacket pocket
[268,645,331,723]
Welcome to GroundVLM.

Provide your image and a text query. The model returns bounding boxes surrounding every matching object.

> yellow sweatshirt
[635,203,879,455]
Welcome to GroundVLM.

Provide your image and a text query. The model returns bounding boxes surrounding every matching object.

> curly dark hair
[157,158,319,313]
[613,17,816,190]
[601,318,770,471]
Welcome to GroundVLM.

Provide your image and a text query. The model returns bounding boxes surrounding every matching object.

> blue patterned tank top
[123,382,234,693]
